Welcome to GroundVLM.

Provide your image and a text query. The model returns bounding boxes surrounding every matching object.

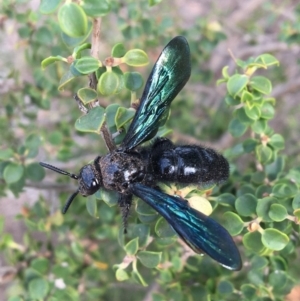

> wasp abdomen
[150,138,229,185]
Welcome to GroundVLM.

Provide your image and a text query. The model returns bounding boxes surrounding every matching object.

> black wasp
[40,36,242,271]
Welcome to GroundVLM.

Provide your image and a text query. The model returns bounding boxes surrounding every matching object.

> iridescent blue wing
[131,183,242,271]
[121,36,191,151]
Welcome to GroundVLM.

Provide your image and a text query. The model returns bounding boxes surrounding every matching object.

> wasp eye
[122,182,128,189]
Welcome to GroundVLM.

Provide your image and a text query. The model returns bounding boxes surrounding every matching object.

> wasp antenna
[62,190,79,214]
[39,162,78,180]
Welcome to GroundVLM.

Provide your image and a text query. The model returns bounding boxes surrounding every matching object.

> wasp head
[39,160,102,214]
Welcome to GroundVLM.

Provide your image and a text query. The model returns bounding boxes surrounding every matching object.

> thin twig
[100,123,116,152]
[142,281,160,301]
[89,17,102,91]
[87,17,116,151]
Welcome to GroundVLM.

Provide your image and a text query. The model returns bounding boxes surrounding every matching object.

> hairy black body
[40,36,242,270]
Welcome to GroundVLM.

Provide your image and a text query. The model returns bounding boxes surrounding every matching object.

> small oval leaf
[262,229,289,251]
[4,163,24,184]
[98,71,120,96]
[77,88,98,104]
[124,72,144,91]
[250,76,272,95]
[81,0,111,17]
[74,57,102,74]
[75,106,105,133]
[58,3,88,37]
[123,49,149,66]
[223,212,244,236]
[227,74,248,97]
[124,237,139,255]
[137,251,162,268]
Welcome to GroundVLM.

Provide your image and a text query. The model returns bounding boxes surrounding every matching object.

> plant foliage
[1,1,300,301]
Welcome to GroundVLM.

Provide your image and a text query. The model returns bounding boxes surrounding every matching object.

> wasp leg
[118,193,133,233]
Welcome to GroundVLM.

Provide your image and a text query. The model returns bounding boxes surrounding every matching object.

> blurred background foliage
[1,0,300,300]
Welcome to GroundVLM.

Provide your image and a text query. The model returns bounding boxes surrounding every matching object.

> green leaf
[48,131,63,146]
[86,195,98,217]
[101,189,118,207]
[75,106,105,133]
[58,70,76,91]
[41,55,66,69]
[116,268,129,281]
[61,20,92,48]
[221,66,229,79]
[3,163,24,184]
[0,149,14,160]
[235,194,258,217]
[77,88,98,104]
[123,49,149,66]
[112,43,126,58]
[250,76,272,95]
[236,107,253,124]
[256,197,276,222]
[136,199,157,216]
[25,134,42,149]
[241,284,257,299]
[227,74,248,97]
[124,72,144,91]
[241,90,254,103]
[40,0,61,14]
[58,3,88,38]
[73,43,92,58]
[132,269,147,286]
[217,193,236,207]
[217,280,234,295]
[260,102,275,119]
[269,270,288,292]
[148,0,162,6]
[137,251,162,268]
[250,256,269,270]
[268,134,285,150]
[269,204,287,222]
[31,258,50,274]
[25,163,45,182]
[224,94,240,106]
[243,138,258,153]
[292,193,300,210]
[251,171,265,184]
[28,278,49,299]
[73,57,102,74]
[272,180,298,199]
[228,118,247,137]
[98,71,120,96]
[223,212,244,236]
[244,104,261,120]
[255,144,273,164]
[128,224,150,247]
[262,228,289,251]
[243,231,265,253]
[81,0,111,17]
[265,156,285,181]
[251,119,267,134]
[124,237,139,255]
[115,107,136,129]
[155,217,176,237]
[111,67,125,94]
[255,54,279,67]
[105,104,120,129]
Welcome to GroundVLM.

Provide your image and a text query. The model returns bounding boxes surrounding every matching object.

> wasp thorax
[100,151,145,193]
